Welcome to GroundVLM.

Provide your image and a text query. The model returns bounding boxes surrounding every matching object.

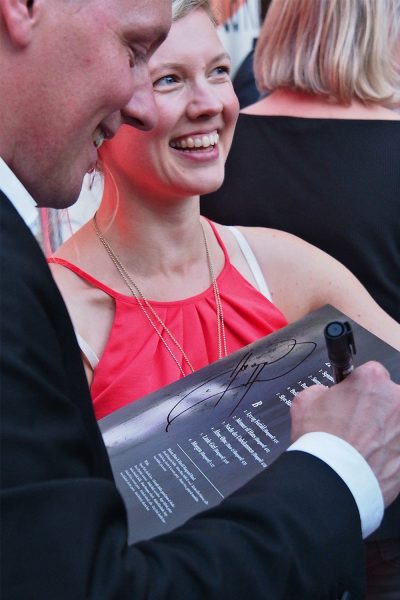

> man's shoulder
[0,190,74,338]
[1,190,41,258]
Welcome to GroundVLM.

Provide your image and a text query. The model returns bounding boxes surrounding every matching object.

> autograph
[166,338,316,431]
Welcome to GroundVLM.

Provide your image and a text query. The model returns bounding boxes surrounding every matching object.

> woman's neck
[242,88,400,120]
[91,202,226,300]
[55,162,210,280]
[94,196,204,277]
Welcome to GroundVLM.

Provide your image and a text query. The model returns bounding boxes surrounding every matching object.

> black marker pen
[324,321,356,383]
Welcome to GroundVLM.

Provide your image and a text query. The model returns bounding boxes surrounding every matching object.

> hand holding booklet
[99,304,400,544]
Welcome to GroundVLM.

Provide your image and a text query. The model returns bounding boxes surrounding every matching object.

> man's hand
[290,361,400,507]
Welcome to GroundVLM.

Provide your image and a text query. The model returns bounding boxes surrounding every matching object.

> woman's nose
[185,82,223,120]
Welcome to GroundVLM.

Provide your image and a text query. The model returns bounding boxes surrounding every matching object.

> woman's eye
[153,75,178,88]
[212,65,230,77]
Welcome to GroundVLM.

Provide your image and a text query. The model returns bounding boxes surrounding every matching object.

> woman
[50,0,399,423]
[201,0,400,322]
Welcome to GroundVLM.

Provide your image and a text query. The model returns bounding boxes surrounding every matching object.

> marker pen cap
[324,321,356,363]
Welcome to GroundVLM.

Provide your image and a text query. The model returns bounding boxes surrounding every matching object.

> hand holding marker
[324,321,356,383]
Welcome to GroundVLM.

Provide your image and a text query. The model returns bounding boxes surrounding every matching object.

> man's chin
[39,197,79,209]
[32,180,83,210]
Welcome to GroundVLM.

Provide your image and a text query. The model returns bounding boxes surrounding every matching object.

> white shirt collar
[0,156,39,229]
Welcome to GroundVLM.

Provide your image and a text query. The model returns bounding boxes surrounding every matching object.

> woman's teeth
[170,132,219,150]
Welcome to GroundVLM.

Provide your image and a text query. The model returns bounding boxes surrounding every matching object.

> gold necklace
[93,213,227,378]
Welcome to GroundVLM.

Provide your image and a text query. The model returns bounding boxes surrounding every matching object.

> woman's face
[101,7,239,202]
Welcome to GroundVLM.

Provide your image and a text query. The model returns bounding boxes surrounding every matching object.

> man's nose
[121,65,158,131]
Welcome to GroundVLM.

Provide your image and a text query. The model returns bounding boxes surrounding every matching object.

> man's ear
[0,0,40,47]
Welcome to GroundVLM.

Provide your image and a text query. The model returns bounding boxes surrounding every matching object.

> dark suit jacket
[0,192,365,598]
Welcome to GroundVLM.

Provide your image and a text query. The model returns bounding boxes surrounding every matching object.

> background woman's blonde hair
[254,0,400,107]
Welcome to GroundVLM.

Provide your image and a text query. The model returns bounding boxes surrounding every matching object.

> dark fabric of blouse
[201,115,400,322]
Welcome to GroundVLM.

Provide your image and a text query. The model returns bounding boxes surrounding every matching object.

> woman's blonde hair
[254,0,400,106]
[172,0,215,23]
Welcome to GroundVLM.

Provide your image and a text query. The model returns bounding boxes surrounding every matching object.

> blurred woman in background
[201,0,400,323]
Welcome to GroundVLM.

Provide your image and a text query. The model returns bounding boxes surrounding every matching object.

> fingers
[289,361,397,445]
[292,383,326,404]
[349,360,390,384]
[293,361,391,410]
[289,385,326,443]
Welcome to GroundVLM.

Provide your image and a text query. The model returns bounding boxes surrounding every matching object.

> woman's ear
[0,0,40,47]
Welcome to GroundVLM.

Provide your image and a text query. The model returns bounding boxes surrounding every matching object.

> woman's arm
[242,227,400,350]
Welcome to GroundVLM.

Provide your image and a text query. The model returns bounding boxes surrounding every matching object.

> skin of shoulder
[49,232,115,385]
[228,225,400,351]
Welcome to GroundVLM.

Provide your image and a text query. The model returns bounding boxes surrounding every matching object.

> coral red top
[49,223,287,419]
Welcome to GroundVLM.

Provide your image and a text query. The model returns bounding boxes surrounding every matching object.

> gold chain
[93,213,227,378]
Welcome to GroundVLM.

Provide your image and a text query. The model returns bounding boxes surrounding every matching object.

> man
[1,1,400,598]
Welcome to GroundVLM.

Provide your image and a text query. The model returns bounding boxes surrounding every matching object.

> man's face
[13,0,171,207]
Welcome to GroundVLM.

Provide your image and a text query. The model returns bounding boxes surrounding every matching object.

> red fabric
[50,223,287,419]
